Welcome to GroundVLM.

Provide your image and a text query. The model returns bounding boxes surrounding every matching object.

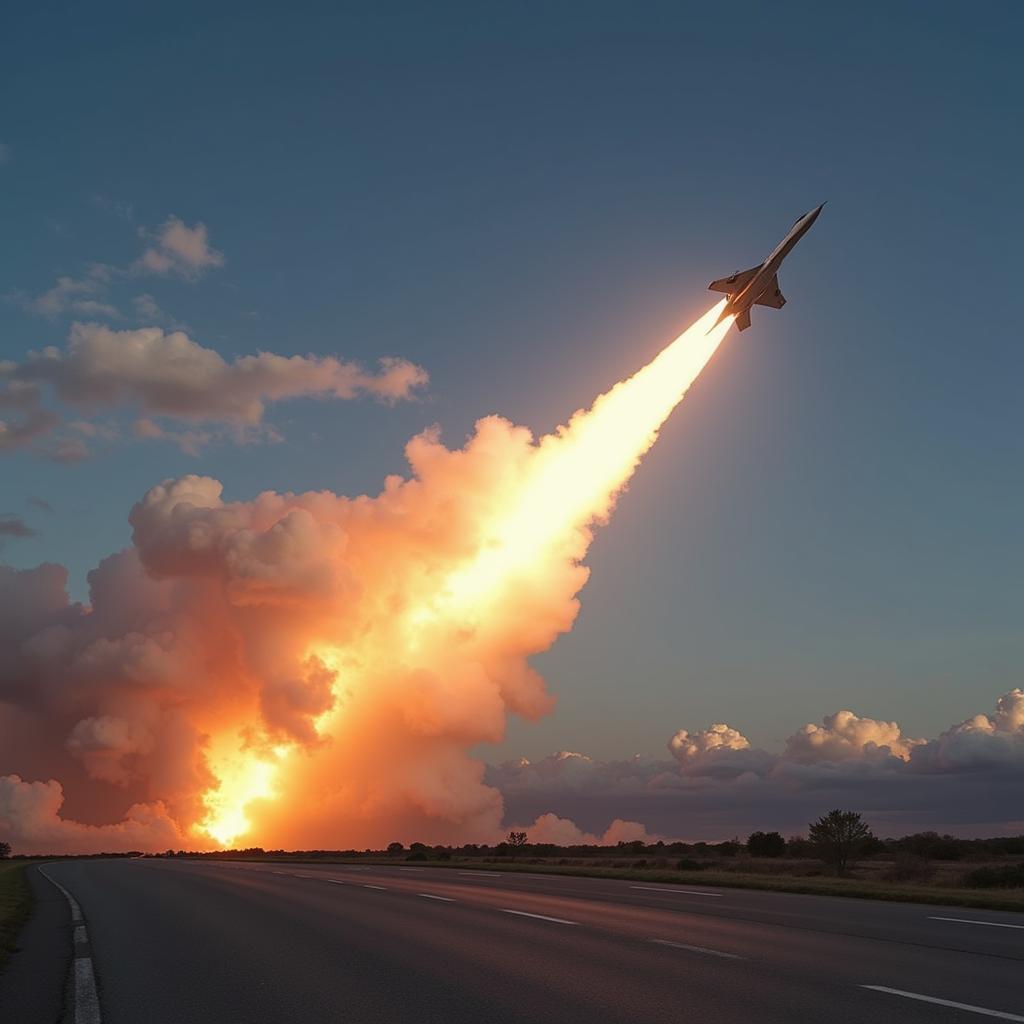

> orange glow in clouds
[194,301,733,848]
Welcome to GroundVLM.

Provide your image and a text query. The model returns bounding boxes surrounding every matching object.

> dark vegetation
[3,814,1023,918]
[0,860,31,972]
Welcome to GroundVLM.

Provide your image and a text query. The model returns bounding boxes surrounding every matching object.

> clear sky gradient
[3,1,1021,762]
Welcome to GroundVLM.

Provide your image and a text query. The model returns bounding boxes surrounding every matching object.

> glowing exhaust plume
[0,300,732,854]
[196,300,733,847]
[436,300,733,619]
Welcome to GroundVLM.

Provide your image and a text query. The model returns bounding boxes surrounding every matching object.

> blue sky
[3,0,1021,761]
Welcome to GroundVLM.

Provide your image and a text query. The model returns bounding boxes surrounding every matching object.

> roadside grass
[233,856,1024,913]
[0,861,33,972]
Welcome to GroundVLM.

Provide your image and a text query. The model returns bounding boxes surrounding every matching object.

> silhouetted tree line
[7,816,1022,889]
[168,814,1024,888]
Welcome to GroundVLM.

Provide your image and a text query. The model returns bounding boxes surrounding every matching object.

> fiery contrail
[196,300,733,847]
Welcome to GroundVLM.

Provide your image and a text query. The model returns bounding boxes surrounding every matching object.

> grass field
[0,861,32,973]
[225,855,1024,913]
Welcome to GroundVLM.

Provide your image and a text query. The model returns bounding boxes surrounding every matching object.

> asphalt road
[22,859,1024,1023]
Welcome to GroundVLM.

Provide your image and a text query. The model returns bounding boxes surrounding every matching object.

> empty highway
[15,859,1024,1023]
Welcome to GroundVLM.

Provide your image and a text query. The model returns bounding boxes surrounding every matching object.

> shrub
[887,853,934,883]
[747,831,786,857]
[963,863,1024,889]
[676,859,703,871]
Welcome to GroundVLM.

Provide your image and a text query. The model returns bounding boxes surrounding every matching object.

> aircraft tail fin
[736,308,752,331]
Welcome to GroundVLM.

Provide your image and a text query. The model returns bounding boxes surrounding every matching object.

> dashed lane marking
[416,893,456,902]
[929,916,1024,930]
[630,886,722,898]
[861,986,1024,1021]
[649,938,744,960]
[499,909,577,925]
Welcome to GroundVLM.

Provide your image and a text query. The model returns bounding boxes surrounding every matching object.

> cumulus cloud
[0,775,184,855]
[12,215,220,326]
[913,689,1024,770]
[17,323,427,419]
[669,723,749,759]
[13,265,118,320]
[494,695,1024,841]
[783,709,923,763]
[136,217,224,278]
[670,728,772,780]
[520,812,656,846]
[0,324,428,457]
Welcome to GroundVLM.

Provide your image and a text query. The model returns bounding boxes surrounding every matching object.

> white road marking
[363,884,387,890]
[499,909,577,925]
[326,879,346,885]
[930,916,1024,931]
[861,985,1024,1021]
[649,938,744,960]
[272,870,288,875]
[399,867,424,872]
[631,886,722,898]
[458,871,502,878]
[417,893,456,902]
[38,866,102,1024]
[74,959,102,1024]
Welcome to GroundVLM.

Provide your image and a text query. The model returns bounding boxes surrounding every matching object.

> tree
[386,842,404,854]
[746,831,786,857]
[808,809,873,875]
[0,841,11,859]
[507,831,528,859]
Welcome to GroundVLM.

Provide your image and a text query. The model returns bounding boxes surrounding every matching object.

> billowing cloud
[667,724,773,780]
[913,689,1024,770]
[0,775,184,855]
[0,324,427,457]
[16,323,428,419]
[137,217,224,278]
[521,812,655,846]
[494,694,1024,841]
[783,709,923,764]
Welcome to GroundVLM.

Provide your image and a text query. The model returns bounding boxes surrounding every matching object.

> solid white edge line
[649,938,744,960]
[499,908,577,925]
[416,893,456,902]
[930,916,1024,930]
[37,866,102,1024]
[631,886,722,897]
[861,985,1024,1022]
